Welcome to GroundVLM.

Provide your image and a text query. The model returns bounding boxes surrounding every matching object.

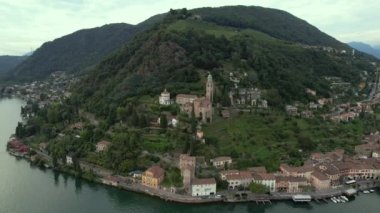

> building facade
[142,166,165,189]
[191,178,216,196]
[159,89,171,105]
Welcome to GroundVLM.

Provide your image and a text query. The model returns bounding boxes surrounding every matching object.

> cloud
[0,0,379,55]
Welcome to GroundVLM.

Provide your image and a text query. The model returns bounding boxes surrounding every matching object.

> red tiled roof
[311,170,329,181]
[146,166,165,178]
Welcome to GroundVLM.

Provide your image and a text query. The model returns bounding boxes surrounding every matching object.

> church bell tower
[206,73,214,102]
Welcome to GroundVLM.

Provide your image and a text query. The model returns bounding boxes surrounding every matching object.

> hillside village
[2,8,380,204]
[5,62,380,200]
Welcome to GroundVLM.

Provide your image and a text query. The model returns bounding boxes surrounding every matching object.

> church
[175,73,214,123]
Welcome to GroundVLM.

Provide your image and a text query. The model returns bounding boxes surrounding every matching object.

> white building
[159,89,171,105]
[191,178,217,196]
[252,173,276,192]
[66,154,74,165]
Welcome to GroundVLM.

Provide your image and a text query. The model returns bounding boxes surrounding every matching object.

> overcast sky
[1,0,379,55]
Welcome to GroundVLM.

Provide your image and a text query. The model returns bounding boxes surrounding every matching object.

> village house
[159,89,171,105]
[96,140,111,152]
[229,87,261,106]
[301,110,314,118]
[316,163,340,186]
[276,176,309,193]
[355,143,380,158]
[219,170,240,180]
[210,156,232,169]
[310,170,330,191]
[280,164,314,180]
[179,154,196,188]
[142,166,165,189]
[247,166,267,174]
[285,105,298,116]
[252,173,276,192]
[310,149,345,164]
[226,171,253,189]
[191,178,217,196]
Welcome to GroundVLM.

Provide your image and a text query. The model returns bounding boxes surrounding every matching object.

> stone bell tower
[206,73,214,102]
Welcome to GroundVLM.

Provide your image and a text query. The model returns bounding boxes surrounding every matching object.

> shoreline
[6,149,380,205]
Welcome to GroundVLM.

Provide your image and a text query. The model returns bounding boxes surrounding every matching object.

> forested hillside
[0,55,27,73]
[9,23,154,82]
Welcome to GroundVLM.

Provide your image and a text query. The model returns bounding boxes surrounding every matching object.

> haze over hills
[348,41,380,59]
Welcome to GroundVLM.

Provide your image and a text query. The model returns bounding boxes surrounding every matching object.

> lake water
[0,98,379,213]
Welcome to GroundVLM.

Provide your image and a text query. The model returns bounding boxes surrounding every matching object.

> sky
[1,0,380,55]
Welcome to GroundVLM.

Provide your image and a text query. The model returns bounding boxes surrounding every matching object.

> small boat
[369,189,375,193]
[363,190,370,194]
[341,196,349,202]
[331,197,337,203]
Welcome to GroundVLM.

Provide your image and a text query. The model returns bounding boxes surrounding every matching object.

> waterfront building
[226,171,253,189]
[252,173,276,192]
[96,140,111,152]
[142,166,165,189]
[276,176,308,193]
[191,178,216,196]
[310,170,330,190]
[179,154,196,188]
[280,164,313,180]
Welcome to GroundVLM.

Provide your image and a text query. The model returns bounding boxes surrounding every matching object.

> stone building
[179,154,196,188]
[176,73,214,123]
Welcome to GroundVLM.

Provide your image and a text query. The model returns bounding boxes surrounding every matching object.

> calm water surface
[0,98,379,213]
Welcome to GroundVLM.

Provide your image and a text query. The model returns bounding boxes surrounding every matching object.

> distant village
[2,71,76,114]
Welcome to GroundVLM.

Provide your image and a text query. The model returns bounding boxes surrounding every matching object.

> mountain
[71,7,375,118]
[0,55,27,73]
[8,22,159,82]
[192,6,346,49]
[348,42,380,59]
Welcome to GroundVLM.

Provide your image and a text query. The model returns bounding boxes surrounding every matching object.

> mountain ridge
[348,41,380,59]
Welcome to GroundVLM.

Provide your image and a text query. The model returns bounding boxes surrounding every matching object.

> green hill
[192,6,347,48]
[73,9,373,115]
[0,55,27,73]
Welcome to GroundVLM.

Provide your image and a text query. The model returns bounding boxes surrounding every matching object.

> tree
[131,110,140,127]
[249,182,269,194]
[160,114,168,129]
[139,114,148,128]
[191,105,197,133]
